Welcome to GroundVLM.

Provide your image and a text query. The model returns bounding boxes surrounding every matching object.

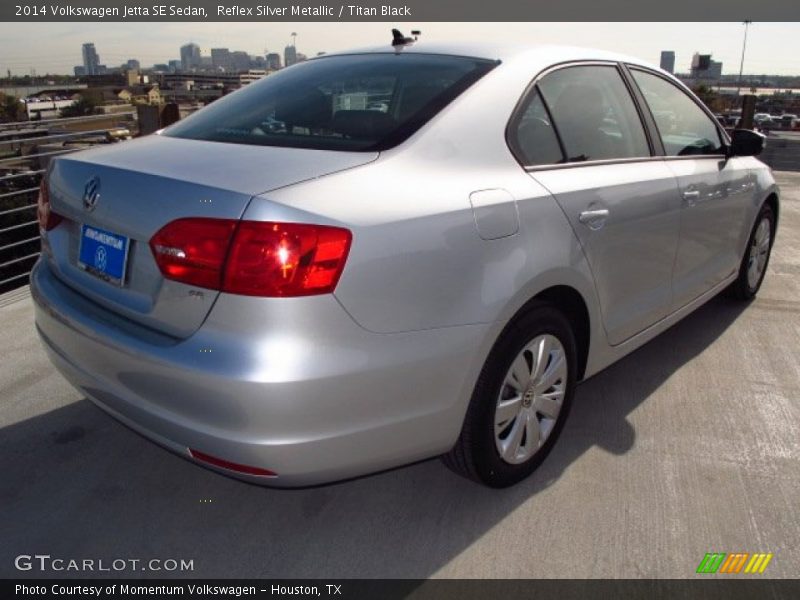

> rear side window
[164,54,496,152]
[630,69,724,156]
[510,90,564,166]
[537,65,651,163]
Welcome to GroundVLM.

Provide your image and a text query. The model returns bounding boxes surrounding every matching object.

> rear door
[510,63,681,346]
[628,67,755,309]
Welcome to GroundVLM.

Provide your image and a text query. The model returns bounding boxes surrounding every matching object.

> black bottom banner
[4,579,800,600]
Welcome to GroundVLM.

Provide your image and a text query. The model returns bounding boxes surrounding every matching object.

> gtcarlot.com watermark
[14,554,194,573]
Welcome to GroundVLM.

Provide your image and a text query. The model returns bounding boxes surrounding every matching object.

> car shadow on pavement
[0,295,748,579]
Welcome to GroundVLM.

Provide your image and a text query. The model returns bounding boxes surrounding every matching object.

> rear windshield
[163,53,496,151]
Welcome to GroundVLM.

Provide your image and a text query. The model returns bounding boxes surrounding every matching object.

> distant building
[125,70,141,86]
[296,53,308,63]
[73,66,86,77]
[168,60,181,72]
[161,70,266,95]
[116,84,162,105]
[125,59,141,71]
[690,53,722,81]
[239,70,267,85]
[660,51,675,74]
[24,96,81,120]
[163,71,241,90]
[211,48,232,71]
[232,51,250,72]
[691,52,708,73]
[284,45,297,67]
[139,85,162,105]
[708,60,723,80]
[82,43,100,76]
[266,53,282,70]
[79,73,127,88]
[116,89,133,103]
[180,43,201,71]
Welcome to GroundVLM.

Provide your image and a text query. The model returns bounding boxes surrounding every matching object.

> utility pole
[737,21,752,97]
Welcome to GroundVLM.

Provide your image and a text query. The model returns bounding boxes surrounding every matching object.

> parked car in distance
[754,112,775,126]
[779,114,798,129]
[32,40,779,488]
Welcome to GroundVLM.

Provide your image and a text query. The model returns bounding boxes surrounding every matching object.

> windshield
[164,53,497,152]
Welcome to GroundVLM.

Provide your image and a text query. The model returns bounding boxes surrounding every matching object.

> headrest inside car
[274,88,332,130]
[332,110,396,139]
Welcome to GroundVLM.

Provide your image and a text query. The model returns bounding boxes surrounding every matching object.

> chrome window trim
[523,153,728,173]
[662,154,728,162]
[524,155,664,172]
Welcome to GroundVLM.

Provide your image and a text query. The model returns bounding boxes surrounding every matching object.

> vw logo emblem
[94,246,107,271]
[82,176,101,211]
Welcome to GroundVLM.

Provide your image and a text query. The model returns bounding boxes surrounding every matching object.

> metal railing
[0,112,137,293]
[0,111,136,132]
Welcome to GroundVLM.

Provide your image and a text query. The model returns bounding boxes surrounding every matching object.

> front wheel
[443,304,577,488]
[729,204,775,301]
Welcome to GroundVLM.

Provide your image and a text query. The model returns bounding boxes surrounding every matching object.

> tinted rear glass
[164,54,496,152]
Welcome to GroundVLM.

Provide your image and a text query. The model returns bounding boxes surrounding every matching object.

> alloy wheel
[747,217,771,290]
[494,334,568,465]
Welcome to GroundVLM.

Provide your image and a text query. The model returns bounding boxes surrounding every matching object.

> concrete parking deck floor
[1,174,798,579]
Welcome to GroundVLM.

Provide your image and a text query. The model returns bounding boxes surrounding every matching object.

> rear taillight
[37,177,63,231]
[222,221,352,297]
[150,218,238,290]
[150,218,352,297]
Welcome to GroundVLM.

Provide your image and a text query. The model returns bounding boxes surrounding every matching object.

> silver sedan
[31,40,778,487]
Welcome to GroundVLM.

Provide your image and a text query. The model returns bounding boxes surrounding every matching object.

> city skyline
[1,22,800,77]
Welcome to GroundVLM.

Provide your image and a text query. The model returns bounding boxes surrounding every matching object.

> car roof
[321,41,658,71]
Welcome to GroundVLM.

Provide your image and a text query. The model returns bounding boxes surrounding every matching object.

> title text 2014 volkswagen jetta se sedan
[31,41,779,487]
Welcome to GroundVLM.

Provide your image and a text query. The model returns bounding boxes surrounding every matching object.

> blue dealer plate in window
[78,224,130,286]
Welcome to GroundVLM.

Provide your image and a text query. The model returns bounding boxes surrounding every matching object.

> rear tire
[729,204,775,301]
[443,303,577,488]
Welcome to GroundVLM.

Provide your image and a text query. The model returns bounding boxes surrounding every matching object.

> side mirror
[729,128,765,157]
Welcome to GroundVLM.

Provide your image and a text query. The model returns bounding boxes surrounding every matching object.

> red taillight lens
[222,221,351,297]
[150,218,238,290]
[37,178,63,231]
[149,219,352,297]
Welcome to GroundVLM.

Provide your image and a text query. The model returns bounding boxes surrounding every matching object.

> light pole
[737,20,752,97]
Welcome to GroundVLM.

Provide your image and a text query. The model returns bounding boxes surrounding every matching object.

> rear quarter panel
[243,55,602,340]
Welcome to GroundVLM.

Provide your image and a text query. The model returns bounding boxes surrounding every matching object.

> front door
[628,67,754,309]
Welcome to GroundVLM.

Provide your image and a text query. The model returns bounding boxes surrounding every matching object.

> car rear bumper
[31,258,497,486]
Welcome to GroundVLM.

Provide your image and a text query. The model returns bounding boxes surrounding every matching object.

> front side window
[164,54,496,152]
[537,65,651,162]
[630,69,724,156]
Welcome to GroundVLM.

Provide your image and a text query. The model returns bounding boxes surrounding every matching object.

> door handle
[682,190,700,205]
[578,209,610,230]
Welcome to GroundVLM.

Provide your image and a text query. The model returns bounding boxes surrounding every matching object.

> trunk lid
[45,135,376,338]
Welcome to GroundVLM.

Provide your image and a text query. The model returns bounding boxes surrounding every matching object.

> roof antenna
[391,29,415,46]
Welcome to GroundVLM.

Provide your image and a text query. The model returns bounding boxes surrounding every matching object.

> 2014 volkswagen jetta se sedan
[31,41,778,487]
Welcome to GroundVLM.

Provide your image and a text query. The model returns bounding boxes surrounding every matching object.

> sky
[0,22,799,77]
